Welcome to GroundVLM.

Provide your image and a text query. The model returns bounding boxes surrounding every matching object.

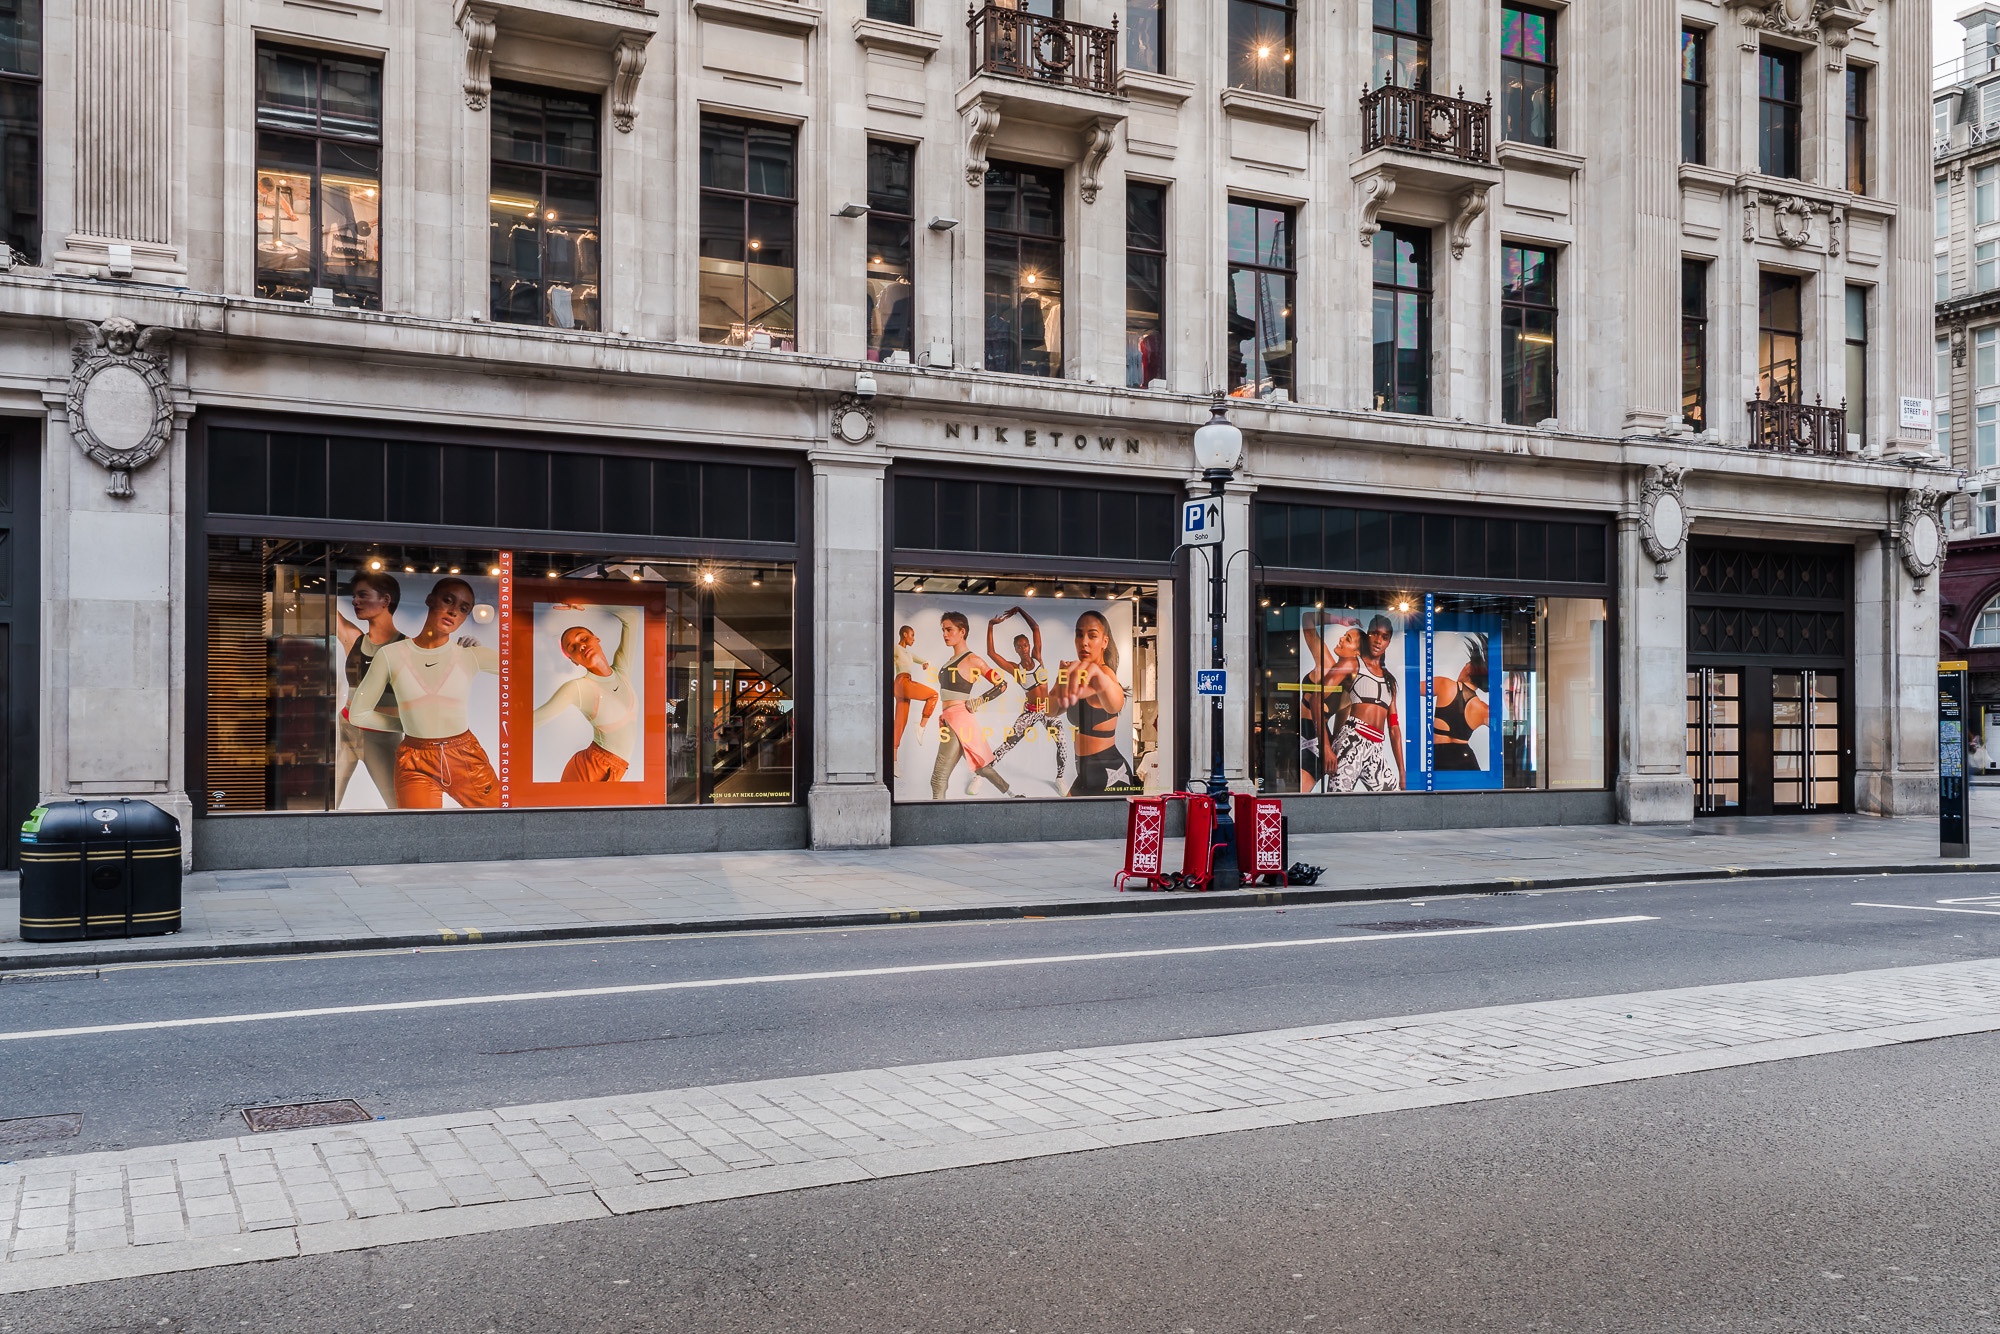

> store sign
[941,421,1150,455]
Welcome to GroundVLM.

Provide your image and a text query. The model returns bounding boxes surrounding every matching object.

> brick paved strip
[9,957,2000,1293]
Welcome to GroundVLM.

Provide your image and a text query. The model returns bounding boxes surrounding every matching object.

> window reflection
[488,85,602,331]
[984,161,1065,377]
[255,46,382,309]
[700,116,799,349]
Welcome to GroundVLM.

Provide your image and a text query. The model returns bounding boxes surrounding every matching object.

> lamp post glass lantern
[1193,392,1243,886]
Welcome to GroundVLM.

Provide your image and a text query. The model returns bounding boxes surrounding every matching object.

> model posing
[985,607,1068,790]
[1046,610,1137,796]
[533,605,642,783]
[927,611,1018,800]
[1431,635,1491,771]
[347,577,502,808]
[1323,613,1406,794]
[891,624,938,756]
[1298,614,1361,794]
[333,570,406,807]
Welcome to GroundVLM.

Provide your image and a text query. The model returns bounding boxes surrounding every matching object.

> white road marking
[1853,901,2000,918]
[0,916,1656,1044]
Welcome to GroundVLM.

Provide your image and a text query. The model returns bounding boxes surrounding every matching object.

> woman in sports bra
[1321,613,1406,793]
[1431,635,1491,771]
[1299,615,1361,794]
[927,611,1019,800]
[1046,610,1139,797]
[333,570,406,807]
[533,605,642,783]
[986,607,1068,789]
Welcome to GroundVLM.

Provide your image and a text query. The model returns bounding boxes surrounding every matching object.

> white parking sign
[1182,497,1222,546]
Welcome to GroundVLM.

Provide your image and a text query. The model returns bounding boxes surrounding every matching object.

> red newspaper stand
[1232,793,1288,886]
[1115,791,1220,891]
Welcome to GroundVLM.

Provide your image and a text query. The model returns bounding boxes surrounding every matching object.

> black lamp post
[1192,392,1244,885]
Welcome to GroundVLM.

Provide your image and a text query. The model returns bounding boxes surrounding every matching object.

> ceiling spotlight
[449,567,460,574]
[368,558,383,571]
[702,570,716,586]
[752,570,764,587]
[488,565,501,577]
[1054,588,1066,598]
[404,565,415,573]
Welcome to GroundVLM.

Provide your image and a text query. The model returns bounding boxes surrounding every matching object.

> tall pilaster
[1616,514,1694,822]
[56,0,183,282]
[807,451,892,847]
[1882,0,1937,454]
[1854,527,1942,815]
[1618,0,1681,436]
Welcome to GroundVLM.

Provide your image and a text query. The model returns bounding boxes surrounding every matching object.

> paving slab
[4,793,1999,970]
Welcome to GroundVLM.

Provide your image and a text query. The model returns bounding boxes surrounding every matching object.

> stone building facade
[1936,4,2000,762]
[0,0,1945,870]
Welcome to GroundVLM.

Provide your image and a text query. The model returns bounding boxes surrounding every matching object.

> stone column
[1615,515,1694,822]
[807,451,892,847]
[55,0,184,282]
[1880,0,1937,454]
[1184,476,1256,792]
[1853,529,1941,815]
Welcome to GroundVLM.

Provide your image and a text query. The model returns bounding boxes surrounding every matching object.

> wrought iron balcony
[1747,394,1847,456]
[967,4,1118,96]
[1359,83,1491,164]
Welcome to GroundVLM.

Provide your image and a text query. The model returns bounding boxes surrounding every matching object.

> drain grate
[242,1100,372,1133]
[0,1113,83,1145]
[1351,918,1494,933]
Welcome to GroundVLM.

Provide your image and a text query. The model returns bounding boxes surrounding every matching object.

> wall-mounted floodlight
[927,216,959,231]
[834,203,870,218]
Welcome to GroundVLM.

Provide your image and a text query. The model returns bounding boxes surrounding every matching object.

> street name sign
[1183,497,1222,546]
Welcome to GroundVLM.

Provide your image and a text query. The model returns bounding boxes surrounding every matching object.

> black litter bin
[19,799,183,942]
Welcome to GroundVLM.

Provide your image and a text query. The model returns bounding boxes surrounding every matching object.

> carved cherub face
[100,317,139,357]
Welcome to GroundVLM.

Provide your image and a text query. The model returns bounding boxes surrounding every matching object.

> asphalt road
[6,1030,1997,1333]
[3,871,1999,1157]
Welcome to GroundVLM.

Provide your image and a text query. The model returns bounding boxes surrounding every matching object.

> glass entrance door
[1772,670,1840,812]
[1686,667,1741,815]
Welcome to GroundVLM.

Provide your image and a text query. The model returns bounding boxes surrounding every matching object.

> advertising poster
[1294,606,1503,794]
[506,583,672,808]
[891,592,1146,801]
[1298,608,1412,794]
[333,566,671,810]
[337,570,503,810]
[1423,612,1504,791]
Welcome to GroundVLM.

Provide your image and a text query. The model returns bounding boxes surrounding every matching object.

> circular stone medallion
[1652,492,1686,552]
[78,363,159,453]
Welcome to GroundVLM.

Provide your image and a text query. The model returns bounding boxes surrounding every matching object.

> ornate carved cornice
[1356,168,1398,248]
[64,317,175,498]
[963,96,1002,186]
[1448,184,1489,261]
[1724,0,1871,68]
[611,32,651,134]
[1078,117,1117,205]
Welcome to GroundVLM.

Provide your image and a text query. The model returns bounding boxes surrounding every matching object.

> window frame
[1371,222,1433,415]
[1979,327,1999,389]
[1980,490,2000,541]
[1757,45,1803,180]
[1681,258,1709,434]
[1979,404,1999,471]
[1843,284,1867,452]
[1225,197,1297,402]
[1126,0,1165,75]
[1125,179,1168,389]
[1500,2,1558,149]
[254,43,385,310]
[488,82,604,332]
[1500,243,1558,426]
[698,114,800,350]
[1680,27,1707,166]
[1844,66,1868,195]
[865,0,915,23]
[1757,270,1804,404]
[983,158,1067,378]
[0,0,40,265]
[1980,239,2000,293]
[1372,0,1431,92]
[1978,164,1998,227]
[1228,0,1295,98]
[865,138,916,364]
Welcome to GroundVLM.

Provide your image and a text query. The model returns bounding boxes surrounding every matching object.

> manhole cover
[1352,918,1494,932]
[242,1100,372,1133]
[0,1113,83,1144]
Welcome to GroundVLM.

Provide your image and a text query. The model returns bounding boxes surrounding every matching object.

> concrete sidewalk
[5,795,2000,970]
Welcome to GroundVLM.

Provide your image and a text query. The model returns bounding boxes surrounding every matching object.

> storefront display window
[204,539,793,813]
[1254,586,1604,795]
[891,574,1168,802]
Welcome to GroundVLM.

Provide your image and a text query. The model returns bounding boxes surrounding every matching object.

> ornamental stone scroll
[63,317,175,499]
[1638,465,1691,579]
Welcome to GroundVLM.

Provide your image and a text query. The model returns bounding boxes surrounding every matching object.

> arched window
[1973,597,2000,647]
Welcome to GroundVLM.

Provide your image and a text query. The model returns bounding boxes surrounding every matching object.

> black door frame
[0,419,39,868]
